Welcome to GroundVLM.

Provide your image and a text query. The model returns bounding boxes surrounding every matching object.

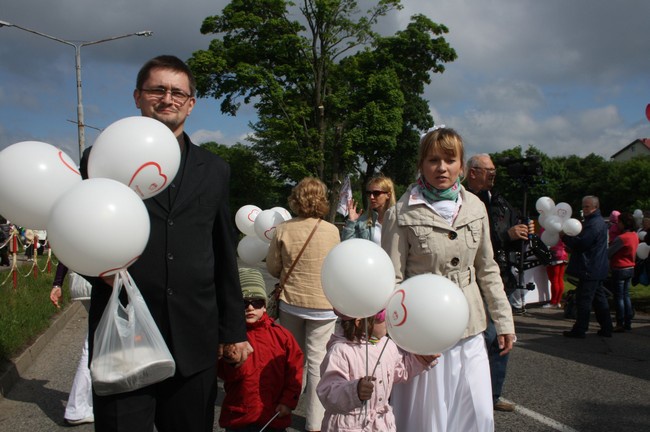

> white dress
[390,334,493,432]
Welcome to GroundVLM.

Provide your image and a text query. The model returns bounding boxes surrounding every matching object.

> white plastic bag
[90,270,175,395]
[69,272,92,301]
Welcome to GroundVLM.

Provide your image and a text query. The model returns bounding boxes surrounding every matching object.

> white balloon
[562,218,582,236]
[237,235,270,265]
[537,212,549,229]
[544,215,563,233]
[254,209,285,243]
[637,243,650,260]
[235,205,261,236]
[386,274,469,355]
[47,178,150,277]
[536,196,555,214]
[321,239,395,318]
[271,206,292,221]
[554,202,573,221]
[541,229,560,247]
[0,141,82,229]
[638,231,647,242]
[87,116,180,199]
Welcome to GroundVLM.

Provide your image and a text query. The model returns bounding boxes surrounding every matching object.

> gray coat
[381,185,515,337]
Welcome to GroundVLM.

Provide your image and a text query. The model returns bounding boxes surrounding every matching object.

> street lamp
[0,20,153,159]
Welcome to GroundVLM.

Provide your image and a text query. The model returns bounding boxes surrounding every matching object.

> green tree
[201,142,288,219]
[604,156,650,213]
[188,0,456,219]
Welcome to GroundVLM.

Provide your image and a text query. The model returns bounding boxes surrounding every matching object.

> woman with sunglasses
[382,127,515,432]
[341,176,396,244]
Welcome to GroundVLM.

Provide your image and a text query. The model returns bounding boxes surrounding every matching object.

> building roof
[610,138,650,159]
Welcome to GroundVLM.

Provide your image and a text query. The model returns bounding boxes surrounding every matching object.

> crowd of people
[27,53,647,432]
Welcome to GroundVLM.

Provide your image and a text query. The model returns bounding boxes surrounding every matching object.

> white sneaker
[65,415,94,425]
[542,303,553,309]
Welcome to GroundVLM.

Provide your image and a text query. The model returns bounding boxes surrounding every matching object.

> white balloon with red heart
[386,274,469,355]
[543,215,563,233]
[235,204,261,236]
[637,243,650,260]
[237,235,270,265]
[321,239,395,318]
[254,209,285,243]
[536,196,555,214]
[554,202,573,221]
[47,178,150,277]
[541,229,560,246]
[87,116,180,199]
[562,218,582,236]
[0,141,82,229]
[271,206,292,221]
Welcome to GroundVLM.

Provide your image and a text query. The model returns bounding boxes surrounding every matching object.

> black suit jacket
[82,133,247,377]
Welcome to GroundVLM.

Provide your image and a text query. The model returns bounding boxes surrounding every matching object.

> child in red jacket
[218,267,304,432]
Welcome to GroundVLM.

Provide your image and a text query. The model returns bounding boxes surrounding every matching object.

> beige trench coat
[266,217,340,310]
[381,185,515,338]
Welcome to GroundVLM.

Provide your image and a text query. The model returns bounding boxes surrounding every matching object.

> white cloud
[3,0,650,160]
[190,129,225,145]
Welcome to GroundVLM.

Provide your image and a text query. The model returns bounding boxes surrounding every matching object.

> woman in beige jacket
[266,177,340,432]
[382,127,515,432]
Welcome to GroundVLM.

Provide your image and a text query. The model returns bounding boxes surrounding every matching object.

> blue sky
[2,0,650,164]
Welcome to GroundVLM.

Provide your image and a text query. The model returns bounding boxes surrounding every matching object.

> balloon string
[370,335,391,378]
[258,411,280,432]
[364,317,369,376]
[363,318,369,421]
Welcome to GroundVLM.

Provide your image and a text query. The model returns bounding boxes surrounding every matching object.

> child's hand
[357,376,375,401]
[275,403,291,417]
[415,353,441,367]
[219,341,254,367]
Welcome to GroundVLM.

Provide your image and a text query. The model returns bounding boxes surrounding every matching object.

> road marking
[501,398,580,432]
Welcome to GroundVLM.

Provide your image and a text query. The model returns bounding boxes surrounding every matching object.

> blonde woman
[266,177,340,432]
[341,176,396,244]
[382,127,515,432]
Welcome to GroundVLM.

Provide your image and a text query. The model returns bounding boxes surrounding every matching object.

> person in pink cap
[609,210,622,244]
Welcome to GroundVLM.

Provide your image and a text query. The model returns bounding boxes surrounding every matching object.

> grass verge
[0,261,70,367]
[563,279,650,313]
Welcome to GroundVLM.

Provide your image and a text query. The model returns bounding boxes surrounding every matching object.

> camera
[498,156,542,180]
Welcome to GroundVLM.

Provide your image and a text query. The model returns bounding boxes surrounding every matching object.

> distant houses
[611,138,650,162]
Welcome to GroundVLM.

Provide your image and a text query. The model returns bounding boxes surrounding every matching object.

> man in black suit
[83,55,251,432]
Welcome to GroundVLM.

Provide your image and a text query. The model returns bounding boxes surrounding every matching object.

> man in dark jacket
[466,154,532,413]
[562,195,613,338]
[82,55,251,432]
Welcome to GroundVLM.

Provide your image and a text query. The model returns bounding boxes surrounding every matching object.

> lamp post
[0,20,152,159]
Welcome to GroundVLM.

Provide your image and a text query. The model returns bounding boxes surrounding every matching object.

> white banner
[337,176,352,217]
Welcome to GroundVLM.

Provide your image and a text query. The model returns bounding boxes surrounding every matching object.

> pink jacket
[317,327,431,431]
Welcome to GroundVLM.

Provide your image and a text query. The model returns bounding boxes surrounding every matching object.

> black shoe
[494,399,516,412]
[512,307,526,316]
[563,330,586,339]
[597,329,612,338]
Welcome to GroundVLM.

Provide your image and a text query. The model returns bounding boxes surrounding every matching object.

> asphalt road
[1,271,649,431]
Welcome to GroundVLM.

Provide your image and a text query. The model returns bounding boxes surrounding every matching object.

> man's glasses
[473,167,496,174]
[365,190,388,198]
[140,87,192,106]
[244,299,266,309]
